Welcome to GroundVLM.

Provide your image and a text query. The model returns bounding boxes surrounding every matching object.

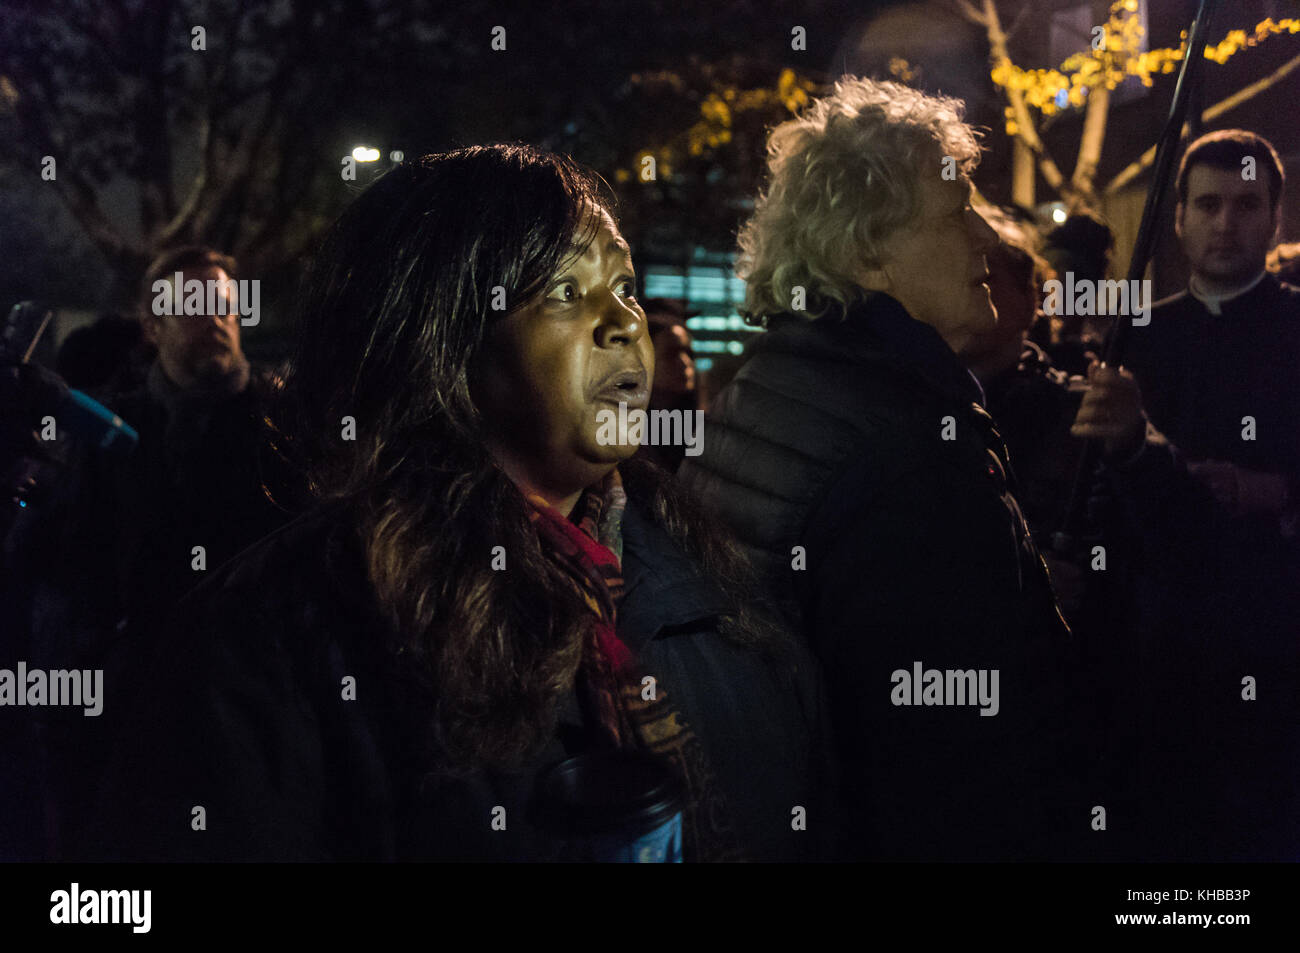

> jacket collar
[616,500,731,657]
[302,494,730,659]
[766,292,986,406]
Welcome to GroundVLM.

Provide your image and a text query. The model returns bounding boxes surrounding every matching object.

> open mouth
[595,368,649,407]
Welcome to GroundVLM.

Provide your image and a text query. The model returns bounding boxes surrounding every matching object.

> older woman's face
[864,175,999,354]
[476,207,653,507]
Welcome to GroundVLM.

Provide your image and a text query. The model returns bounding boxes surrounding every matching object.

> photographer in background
[1,246,288,859]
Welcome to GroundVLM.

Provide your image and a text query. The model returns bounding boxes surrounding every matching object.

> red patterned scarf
[524,469,745,861]
[524,470,635,745]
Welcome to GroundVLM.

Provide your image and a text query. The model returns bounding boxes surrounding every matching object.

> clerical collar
[1188,270,1267,316]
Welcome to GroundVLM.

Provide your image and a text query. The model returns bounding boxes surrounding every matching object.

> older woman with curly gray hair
[681,77,1086,861]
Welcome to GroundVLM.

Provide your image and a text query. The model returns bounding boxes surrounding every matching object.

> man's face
[651,324,695,399]
[864,175,999,353]
[474,206,654,501]
[146,265,244,386]
[1176,164,1278,286]
[964,246,1038,364]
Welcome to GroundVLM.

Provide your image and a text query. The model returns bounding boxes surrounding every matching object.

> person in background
[7,245,289,653]
[963,207,1143,856]
[679,78,1078,860]
[1,245,289,859]
[55,312,147,392]
[1040,213,1113,376]
[962,207,1078,539]
[640,298,700,472]
[1072,128,1300,860]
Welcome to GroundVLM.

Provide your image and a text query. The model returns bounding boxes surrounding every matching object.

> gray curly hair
[738,77,983,323]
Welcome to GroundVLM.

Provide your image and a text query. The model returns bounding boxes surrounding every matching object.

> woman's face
[475,206,654,509]
[860,175,999,355]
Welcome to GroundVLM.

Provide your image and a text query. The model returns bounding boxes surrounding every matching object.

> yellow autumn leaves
[616,68,818,184]
[994,0,1299,134]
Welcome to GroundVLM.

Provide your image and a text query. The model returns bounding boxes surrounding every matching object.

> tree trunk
[1071,82,1110,211]
[1012,137,1035,209]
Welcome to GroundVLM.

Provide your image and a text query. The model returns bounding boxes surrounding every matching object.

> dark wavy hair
[275,144,789,775]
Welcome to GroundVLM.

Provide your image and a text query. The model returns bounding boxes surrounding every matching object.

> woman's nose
[594,294,644,348]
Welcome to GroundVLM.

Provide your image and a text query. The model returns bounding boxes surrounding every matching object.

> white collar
[1188,270,1267,316]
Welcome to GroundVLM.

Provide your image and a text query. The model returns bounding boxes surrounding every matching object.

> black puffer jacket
[679,292,1077,860]
[88,492,838,862]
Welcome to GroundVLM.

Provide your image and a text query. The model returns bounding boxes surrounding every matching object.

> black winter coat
[679,292,1076,860]
[90,494,837,862]
[1,360,288,860]
[1102,275,1300,860]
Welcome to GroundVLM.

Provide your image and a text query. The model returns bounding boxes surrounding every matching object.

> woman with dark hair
[95,145,835,862]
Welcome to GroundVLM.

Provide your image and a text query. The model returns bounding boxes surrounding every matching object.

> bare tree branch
[1005,1,1036,42]
[979,0,1077,207]
[156,0,254,249]
[1070,82,1109,211]
[1105,51,1300,195]
[8,98,134,266]
[136,0,179,236]
[953,0,987,27]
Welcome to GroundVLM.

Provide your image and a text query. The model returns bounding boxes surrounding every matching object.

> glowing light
[1052,207,1068,223]
[352,147,381,162]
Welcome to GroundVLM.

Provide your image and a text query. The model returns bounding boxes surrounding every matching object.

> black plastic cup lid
[539,749,685,837]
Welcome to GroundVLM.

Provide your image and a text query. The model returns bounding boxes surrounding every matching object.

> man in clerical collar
[1070,128,1300,862]
[1173,128,1291,313]
[1073,129,1299,495]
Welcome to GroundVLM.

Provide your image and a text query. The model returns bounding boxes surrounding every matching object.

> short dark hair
[1044,213,1113,283]
[140,246,238,314]
[1176,129,1285,210]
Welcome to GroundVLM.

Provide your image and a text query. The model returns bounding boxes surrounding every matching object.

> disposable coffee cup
[539,749,685,862]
